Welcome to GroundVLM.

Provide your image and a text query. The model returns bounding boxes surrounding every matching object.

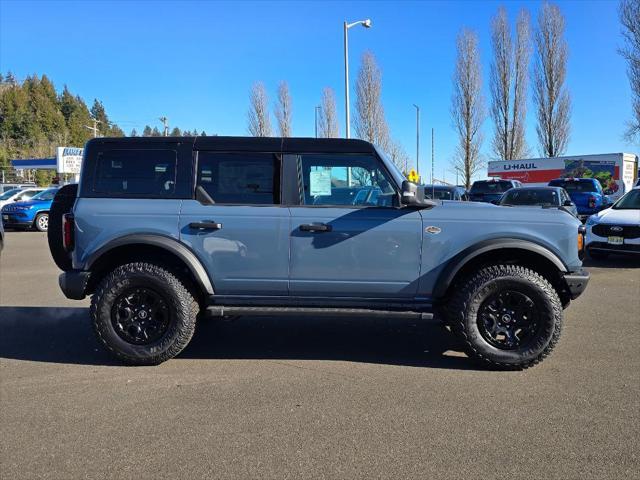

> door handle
[189,221,222,231]
[299,223,332,233]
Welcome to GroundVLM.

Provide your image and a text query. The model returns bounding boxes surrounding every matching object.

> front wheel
[91,262,199,365]
[34,212,49,232]
[447,264,563,370]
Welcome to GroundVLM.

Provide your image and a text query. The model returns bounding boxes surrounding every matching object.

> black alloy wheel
[477,290,540,350]
[111,287,171,345]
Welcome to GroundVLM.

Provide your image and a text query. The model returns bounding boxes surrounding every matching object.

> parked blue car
[1,187,59,231]
[548,178,610,221]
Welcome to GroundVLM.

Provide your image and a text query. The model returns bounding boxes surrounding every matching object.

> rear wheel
[447,264,563,370]
[34,213,49,232]
[91,262,199,365]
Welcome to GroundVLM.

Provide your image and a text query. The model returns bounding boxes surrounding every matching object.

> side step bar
[205,306,435,321]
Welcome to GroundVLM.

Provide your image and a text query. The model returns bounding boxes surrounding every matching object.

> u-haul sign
[487,153,638,200]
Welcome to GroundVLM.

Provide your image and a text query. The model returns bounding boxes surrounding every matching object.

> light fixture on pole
[343,18,372,139]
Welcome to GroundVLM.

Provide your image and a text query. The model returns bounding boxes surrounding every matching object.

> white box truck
[487,153,638,201]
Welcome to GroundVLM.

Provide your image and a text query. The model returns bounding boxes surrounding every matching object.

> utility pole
[431,128,435,198]
[315,106,321,138]
[159,117,169,137]
[84,118,101,138]
[413,105,420,176]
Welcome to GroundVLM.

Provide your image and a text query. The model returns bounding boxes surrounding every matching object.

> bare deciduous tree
[354,51,390,149]
[490,7,531,160]
[274,81,293,137]
[451,29,485,190]
[533,2,571,157]
[385,139,411,173]
[247,82,272,137]
[318,87,339,138]
[619,0,640,143]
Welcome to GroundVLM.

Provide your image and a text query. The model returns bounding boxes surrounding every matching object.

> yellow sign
[407,169,420,183]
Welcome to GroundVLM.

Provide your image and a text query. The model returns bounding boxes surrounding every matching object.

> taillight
[588,196,596,208]
[62,213,74,252]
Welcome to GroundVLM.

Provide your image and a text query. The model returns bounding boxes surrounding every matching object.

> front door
[288,153,422,298]
[180,151,289,296]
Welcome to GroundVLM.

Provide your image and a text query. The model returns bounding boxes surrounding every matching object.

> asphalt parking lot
[1,231,639,479]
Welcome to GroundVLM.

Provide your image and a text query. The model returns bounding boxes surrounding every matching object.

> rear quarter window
[92,149,178,197]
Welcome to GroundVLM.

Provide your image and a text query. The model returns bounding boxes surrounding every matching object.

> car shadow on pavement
[0,306,478,370]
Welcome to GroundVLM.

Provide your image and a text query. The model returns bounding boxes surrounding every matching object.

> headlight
[586,215,598,226]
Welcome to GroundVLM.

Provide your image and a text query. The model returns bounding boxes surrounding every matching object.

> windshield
[31,188,58,201]
[549,179,598,193]
[612,189,640,210]
[501,189,559,206]
[424,187,453,200]
[0,188,22,200]
[470,181,512,194]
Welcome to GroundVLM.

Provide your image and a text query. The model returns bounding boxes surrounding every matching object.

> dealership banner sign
[56,147,83,174]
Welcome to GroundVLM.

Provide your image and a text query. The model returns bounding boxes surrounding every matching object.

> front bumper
[587,242,640,255]
[1,212,33,227]
[59,270,90,300]
[562,269,590,300]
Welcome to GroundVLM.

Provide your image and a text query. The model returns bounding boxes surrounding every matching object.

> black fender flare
[86,234,214,295]
[432,238,568,299]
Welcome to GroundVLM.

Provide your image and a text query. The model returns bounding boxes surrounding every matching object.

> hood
[592,207,640,225]
[434,200,581,226]
[3,199,50,209]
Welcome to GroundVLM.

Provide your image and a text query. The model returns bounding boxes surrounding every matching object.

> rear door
[287,152,422,298]
[179,151,290,296]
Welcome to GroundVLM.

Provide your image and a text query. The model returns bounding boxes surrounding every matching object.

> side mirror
[401,180,431,207]
[563,200,574,207]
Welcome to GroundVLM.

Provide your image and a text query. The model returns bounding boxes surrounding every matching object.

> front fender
[432,238,568,299]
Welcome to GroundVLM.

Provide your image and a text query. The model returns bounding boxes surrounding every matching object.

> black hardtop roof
[86,136,376,154]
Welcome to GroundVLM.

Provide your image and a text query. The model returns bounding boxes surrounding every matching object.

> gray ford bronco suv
[48,136,589,369]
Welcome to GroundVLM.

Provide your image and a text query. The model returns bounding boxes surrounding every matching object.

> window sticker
[310,169,332,196]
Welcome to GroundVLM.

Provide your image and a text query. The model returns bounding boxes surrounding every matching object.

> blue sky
[0,0,636,183]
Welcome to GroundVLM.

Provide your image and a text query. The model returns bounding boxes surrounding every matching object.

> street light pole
[343,19,371,139]
[413,104,420,176]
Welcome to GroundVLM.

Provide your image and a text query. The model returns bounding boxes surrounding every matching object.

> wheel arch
[434,238,570,304]
[85,234,214,300]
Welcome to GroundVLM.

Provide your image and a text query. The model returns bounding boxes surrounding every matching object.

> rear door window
[93,149,177,197]
[196,152,280,205]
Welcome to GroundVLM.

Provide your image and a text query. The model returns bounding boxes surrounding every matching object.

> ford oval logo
[610,226,623,232]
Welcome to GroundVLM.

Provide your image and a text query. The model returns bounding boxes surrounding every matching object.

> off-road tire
[91,262,199,365]
[588,250,608,260]
[34,212,49,232]
[48,184,78,271]
[448,264,563,370]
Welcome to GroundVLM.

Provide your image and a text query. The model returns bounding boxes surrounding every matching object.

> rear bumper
[562,269,590,300]
[59,270,90,300]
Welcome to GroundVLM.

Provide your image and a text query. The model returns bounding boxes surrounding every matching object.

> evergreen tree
[200,130,206,136]
[170,127,182,136]
[130,128,138,137]
[142,125,153,137]
[151,127,162,137]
